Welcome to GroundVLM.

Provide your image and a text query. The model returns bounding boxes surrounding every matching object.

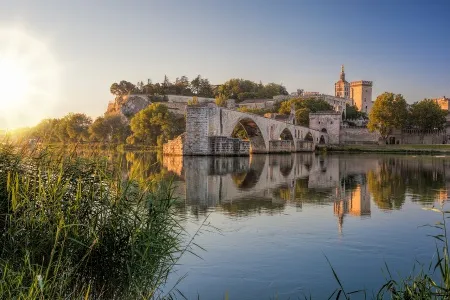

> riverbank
[324,144,450,154]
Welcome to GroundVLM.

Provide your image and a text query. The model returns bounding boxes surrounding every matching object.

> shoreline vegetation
[0,142,196,299]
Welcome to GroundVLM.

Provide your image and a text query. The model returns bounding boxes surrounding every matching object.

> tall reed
[0,142,188,299]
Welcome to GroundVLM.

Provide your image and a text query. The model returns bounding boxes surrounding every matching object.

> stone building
[334,65,350,98]
[433,97,450,111]
[350,80,373,114]
[334,65,374,115]
[309,111,342,144]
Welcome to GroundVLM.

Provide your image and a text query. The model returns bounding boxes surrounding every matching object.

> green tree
[367,92,408,139]
[110,81,137,97]
[190,75,201,95]
[409,99,447,132]
[215,94,228,107]
[345,104,361,120]
[89,115,131,143]
[65,113,92,142]
[295,108,311,126]
[198,78,214,97]
[279,98,332,115]
[128,103,184,146]
[174,76,191,95]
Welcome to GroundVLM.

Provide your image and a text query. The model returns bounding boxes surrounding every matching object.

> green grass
[0,142,191,299]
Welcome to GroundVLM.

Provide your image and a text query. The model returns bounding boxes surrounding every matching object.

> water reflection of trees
[367,157,447,210]
[367,159,407,210]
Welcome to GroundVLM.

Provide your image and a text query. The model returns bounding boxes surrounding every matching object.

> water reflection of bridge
[163,154,375,227]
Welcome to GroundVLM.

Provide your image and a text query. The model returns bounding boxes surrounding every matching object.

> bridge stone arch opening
[230,117,267,153]
[305,132,314,142]
[280,128,294,141]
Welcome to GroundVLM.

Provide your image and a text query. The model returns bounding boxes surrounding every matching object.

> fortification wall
[167,95,215,103]
[340,128,381,144]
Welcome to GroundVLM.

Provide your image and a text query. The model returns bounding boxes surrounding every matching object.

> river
[144,153,448,299]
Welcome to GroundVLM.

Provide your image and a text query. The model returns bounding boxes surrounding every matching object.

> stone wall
[167,95,215,103]
[184,106,210,155]
[387,129,447,144]
[164,102,187,116]
[309,112,341,144]
[209,136,250,156]
[340,128,380,144]
[296,140,314,151]
[269,140,293,153]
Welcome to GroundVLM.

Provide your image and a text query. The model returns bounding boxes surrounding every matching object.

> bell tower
[335,65,350,98]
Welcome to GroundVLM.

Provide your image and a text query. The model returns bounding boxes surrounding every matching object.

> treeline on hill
[110,75,288,102]
[368,92,448,138]
[21,104,185,147]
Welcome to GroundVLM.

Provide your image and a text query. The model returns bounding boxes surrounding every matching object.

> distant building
[350,80,373,114]
[334,65,374,115]
[433,97,450,111]
[334,65,350,98]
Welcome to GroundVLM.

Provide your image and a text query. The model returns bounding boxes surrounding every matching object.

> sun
[0,58,31,107]
[0,28,60,129]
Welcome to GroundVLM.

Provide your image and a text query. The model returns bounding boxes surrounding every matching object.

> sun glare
[0,28,59,129]
[0,59,30,106]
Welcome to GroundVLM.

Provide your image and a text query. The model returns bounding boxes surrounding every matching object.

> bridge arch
[304,132,314,142]
[228,117,268,153]
[280,128,294,141]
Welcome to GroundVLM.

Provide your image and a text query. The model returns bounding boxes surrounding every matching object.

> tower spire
[340,64,346,81]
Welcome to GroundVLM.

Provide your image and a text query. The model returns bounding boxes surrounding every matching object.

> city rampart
[340,128,381,144]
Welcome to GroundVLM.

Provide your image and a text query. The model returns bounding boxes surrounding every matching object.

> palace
[334,65,373,114]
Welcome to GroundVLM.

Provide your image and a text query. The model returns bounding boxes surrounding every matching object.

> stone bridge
[164,106,340,155]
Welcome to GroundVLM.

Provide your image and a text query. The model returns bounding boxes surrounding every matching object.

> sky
[0,0,450,129]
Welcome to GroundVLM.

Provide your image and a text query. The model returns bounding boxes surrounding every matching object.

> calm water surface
[153,153,449,299]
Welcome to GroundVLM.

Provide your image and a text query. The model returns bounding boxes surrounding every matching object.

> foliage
[236,106,269,116]
[215,94,228,107]
[345,104,366,120]
[89,115,130,143]
[110,80,138,97]
[295,108,311,126]
[218,78,287,101]
[128,103,185,146]
[409,99,447,132]
[279,98,333,115]
[368,92,409,138]
[0,144,190,299]
[28,113,92,143]
[187,96,199,106]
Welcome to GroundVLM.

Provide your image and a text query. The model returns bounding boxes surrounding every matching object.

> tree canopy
[127,103,185,146]
[367,93,409,138]
[409,99,447,131]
